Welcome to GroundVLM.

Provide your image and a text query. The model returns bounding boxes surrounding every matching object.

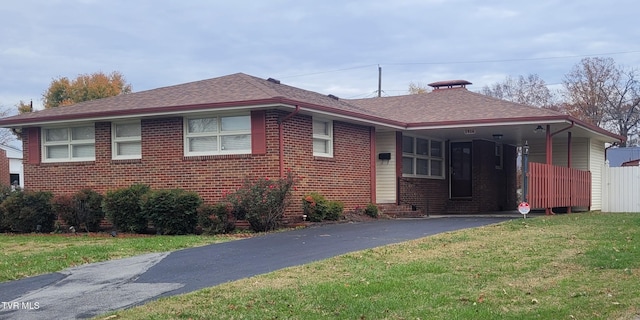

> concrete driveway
[0,216,513,319]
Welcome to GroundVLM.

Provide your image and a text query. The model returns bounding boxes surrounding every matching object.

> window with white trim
[184,114,251,156]
[401,135,444,178]
[42,125,95,162]
[112,121,141,160]
[313,118,333,157]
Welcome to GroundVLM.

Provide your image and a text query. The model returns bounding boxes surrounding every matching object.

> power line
[383,50,640,66]
[277,50,640,79]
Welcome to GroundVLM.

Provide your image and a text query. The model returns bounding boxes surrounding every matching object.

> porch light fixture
[534,125,545,133]
[492,134,503,140]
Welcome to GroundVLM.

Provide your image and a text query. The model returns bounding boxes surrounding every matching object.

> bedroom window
[42,125,95,162]
[313,118,333,157]
[184,114,251,156]
[401,135,444,178]
[112,121,141,159]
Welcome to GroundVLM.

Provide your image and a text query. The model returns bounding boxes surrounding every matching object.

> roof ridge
[234,73,283,98]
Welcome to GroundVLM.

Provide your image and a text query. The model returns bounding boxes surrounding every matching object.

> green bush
[52,194,74,228]
[197,203,235,235]
[103,184,150,233]
[142,189,203,235]
[0,190,55,233]
[302,193,327,222]
[0,185,13,232]
[53,189,105,232]
[227,171,296,232]
[364,203,379,218]
[325,200,344,221]
[302,193,344,221]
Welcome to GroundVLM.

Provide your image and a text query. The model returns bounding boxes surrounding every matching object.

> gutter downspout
[544,121,575,215]
[370,127,376,205]
[279,105,300,178]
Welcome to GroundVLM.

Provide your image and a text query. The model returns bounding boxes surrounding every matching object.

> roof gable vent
[428,80,472,89]
[266,77,281,84]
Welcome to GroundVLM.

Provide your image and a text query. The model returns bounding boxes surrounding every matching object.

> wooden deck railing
[528,162,591,210]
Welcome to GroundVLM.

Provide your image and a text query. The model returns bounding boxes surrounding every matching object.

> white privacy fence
[602,161,640,213]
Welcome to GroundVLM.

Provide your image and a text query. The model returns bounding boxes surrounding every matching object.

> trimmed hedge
[0,190,55,233]
[142,189,203,235]
[197,203,236,235]
[103,184,150,233]
[53,189,104,232]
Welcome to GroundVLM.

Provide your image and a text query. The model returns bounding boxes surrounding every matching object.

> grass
[0,233,236,282]
[98,212,640,320]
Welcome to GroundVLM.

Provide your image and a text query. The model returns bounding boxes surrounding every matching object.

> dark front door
[450,142,472,198]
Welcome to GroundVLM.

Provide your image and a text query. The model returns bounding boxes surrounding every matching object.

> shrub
[302,193,327,222]
[53,189,105,232]
[197,203,235,235]
[0,185,13,232]
[103,184,150,233]
[52,194,75,228]
[227,171,296,232]
[364,203,379,218]
[0,190,55,233]
[302,193,344,222]
[325,200,345,221]
[142,189,203,235]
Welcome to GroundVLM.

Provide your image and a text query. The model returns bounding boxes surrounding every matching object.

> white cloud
[0,0,639,108]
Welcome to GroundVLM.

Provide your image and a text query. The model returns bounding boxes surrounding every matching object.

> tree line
[479,57,640,147]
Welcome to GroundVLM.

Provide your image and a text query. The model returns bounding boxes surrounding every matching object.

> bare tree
[0,105,16,146]
[563,57,640,146]
[408,81,431,94]
[481,74,556,109]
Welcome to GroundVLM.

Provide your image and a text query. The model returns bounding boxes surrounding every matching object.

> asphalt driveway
[0,216,513,319]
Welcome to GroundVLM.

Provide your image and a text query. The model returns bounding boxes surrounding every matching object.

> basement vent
[266,77,281,84]
[428,80,472,89]
[327,94,339,100]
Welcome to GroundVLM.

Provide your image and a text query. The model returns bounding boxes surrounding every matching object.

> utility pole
[377,65,382,97]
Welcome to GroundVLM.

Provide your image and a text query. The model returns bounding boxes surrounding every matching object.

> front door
[450,142,472,198]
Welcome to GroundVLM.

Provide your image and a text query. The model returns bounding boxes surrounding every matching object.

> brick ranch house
[0,73,624,222]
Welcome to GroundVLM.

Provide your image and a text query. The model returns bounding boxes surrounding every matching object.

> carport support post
[523,141,529,203]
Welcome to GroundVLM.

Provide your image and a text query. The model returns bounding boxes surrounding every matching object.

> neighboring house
[0,144,24,188]
[0,73,624,221]
[621,159,640,167]
[606,146,640,167]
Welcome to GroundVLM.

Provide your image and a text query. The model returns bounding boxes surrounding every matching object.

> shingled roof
[0,73,623,142]
[0,73,387,126]
[347,87,565,125]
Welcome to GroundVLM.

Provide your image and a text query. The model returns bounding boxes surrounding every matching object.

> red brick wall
[398,139,517,214]
[22,110,373,222]
[446,140,517,213]
[278,111,372,215]
[0,149,10,187]
[399,177,448,214]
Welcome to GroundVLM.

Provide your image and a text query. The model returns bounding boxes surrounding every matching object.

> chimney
[428,80,472,90]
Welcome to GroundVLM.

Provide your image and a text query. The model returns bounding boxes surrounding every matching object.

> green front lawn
[101,212,640,319]
[0,233,234,282]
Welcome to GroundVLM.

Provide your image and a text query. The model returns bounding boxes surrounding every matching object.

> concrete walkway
[0,216,514,319]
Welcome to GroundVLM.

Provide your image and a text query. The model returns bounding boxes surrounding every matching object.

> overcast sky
[2,0,639,112]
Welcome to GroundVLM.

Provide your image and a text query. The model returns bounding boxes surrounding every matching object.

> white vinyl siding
[42,125,95,162]
[112,121,141,160]
[313,118,333,157]
[589,138,605,210]
[184,114,251,156]
[376,131,397,203]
